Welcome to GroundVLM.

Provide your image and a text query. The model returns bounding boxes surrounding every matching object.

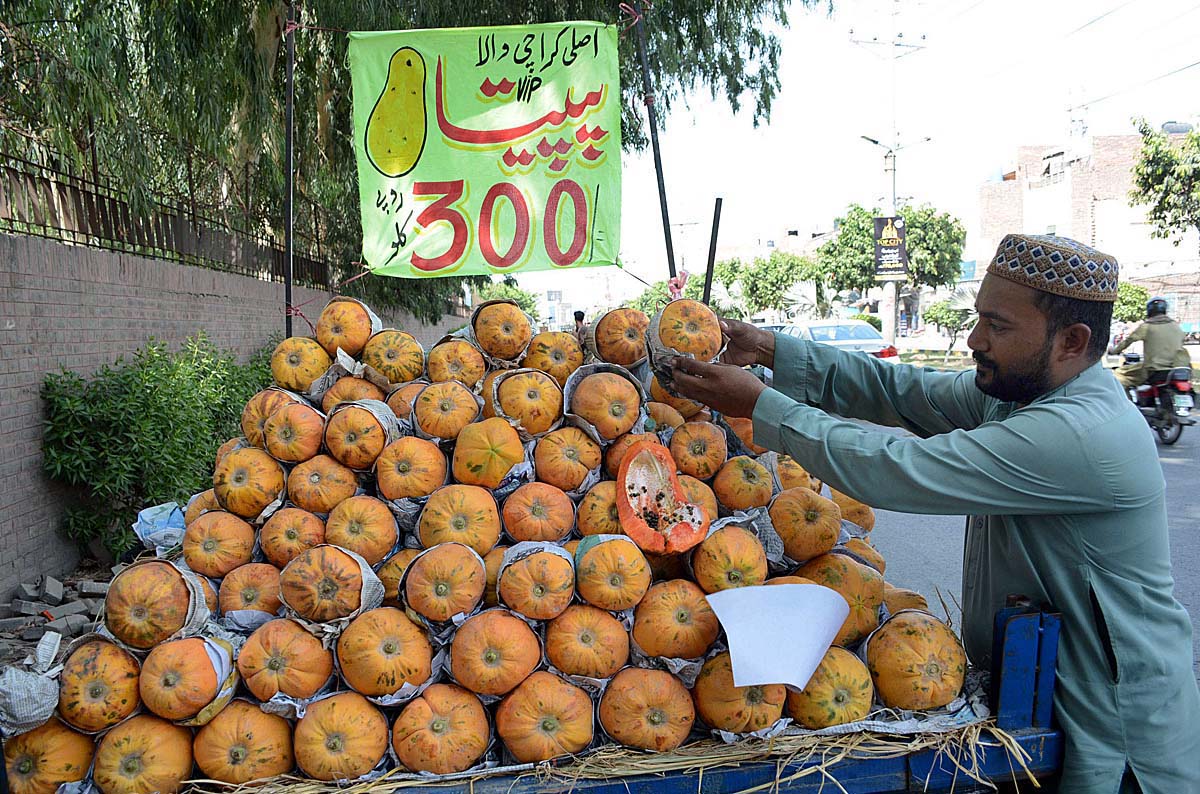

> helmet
[1146,297,1168,317]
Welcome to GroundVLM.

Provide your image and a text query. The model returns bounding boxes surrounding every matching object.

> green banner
[349,22,622,278]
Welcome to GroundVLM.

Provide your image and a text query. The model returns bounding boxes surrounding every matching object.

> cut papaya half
[616,441,710,555]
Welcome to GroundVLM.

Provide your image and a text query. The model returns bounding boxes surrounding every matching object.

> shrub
[922,301,976,362]
[42,334,275,557]
[1114,282,1150,323]
[852,313,882,332]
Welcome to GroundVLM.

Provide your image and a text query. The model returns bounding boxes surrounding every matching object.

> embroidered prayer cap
[986,234,1118,302]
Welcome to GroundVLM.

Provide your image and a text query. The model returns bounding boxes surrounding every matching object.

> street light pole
[885,149,897,214]
[882,147,898,344]
[861,135,929,344]
[851,1,928,345]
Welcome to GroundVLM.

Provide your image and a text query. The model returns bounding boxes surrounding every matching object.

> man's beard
[973,336,1055,403]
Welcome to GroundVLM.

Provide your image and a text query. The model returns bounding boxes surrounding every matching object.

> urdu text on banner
[873,215,909,282]
[349,22,622,278]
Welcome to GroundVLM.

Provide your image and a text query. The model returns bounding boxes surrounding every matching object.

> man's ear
[1058,323,1093,361]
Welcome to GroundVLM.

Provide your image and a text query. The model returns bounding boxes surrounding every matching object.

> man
[670,234,1198,793]
[1110,296,1191,390]
[573,310,589,346]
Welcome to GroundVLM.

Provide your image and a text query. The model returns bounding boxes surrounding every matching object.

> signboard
[349,23,622,278]
[873,216,909,282]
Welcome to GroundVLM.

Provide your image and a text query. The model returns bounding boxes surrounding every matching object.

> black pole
[284,1,296,338]
[632,3,676,280]
[702,197,723,305]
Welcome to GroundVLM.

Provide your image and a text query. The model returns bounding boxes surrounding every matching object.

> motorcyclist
[1109,297,1191,390]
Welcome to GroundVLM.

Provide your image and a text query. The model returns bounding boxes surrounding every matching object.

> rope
[618,3,642,35]
[334,262,374,292]
[620,1,657,109]
[282,20,349,37]
[617,266,654,288]
[630,90,656,112]
[284,299,317,333]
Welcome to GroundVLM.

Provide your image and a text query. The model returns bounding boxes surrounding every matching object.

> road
[868,420,1200,681]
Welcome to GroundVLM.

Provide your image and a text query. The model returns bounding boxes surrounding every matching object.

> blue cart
[428,606,1064,794]
[0,609,1062,794]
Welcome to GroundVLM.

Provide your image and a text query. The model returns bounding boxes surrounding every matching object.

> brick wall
[976,180,1024,262]
[1088,136,1143,201]
[975,136,1198,265]
[0,234,468,602]
[1068,136,1145,246]
[1015,145,1053,180]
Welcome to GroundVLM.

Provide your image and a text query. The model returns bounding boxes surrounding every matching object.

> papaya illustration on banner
[349,22,622,278]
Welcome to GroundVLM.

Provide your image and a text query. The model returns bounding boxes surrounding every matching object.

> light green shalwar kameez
[751,333,1200,793]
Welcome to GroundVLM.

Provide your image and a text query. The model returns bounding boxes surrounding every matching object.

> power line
[974,1,1183,81]
[910,0,960,23]
[1126,1,1200,42]
[1069,58,1200,109]
[932,0,1191,63]
[945,0,990,23]
[1065,0,1140,37]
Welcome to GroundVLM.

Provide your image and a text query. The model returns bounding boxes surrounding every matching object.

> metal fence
[0,152,331,289]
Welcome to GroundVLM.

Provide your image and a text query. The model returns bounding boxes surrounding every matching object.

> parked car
[756,319,898,386]
[780,319,899,360]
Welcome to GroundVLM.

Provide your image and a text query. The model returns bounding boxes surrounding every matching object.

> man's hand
[718,318,775,368]
[670,357,767,418]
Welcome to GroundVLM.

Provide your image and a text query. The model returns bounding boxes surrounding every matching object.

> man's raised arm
[725,318,987,438]
[751,394,1155,516]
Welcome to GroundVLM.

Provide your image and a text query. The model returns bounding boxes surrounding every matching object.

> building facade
[973,135,1200,326]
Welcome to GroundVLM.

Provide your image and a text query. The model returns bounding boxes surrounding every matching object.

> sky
[515,0,1200,310]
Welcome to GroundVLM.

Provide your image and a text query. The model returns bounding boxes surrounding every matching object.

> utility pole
[850,0,927,344]
[669,220,700,270]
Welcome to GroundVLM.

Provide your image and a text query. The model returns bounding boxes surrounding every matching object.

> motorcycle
[1120,352,1195,445]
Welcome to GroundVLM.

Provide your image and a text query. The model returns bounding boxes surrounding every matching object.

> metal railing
[0,152,331,289]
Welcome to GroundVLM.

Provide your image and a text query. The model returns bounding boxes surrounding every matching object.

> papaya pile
[4,296,966,793]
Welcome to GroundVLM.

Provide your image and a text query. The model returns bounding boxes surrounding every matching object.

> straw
[185,720,1039,794]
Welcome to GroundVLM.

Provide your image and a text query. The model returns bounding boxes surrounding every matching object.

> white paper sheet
[706,584,849,691]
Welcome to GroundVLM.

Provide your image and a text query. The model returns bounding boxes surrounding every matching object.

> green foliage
[628,281,673,317]
[349,275,489,326]
[1130,119,1200,251]
[817,203,966,294]
[41,335,274,557]
[1114,281,1152,323]
[476,278,541,321]
[628,273,741,319]
[922,299,974,360]
[697,259,748,319]
[2,1,817,321]
[903,204,968,289]
[782,256,832,319]
[713,259,745,292]
[852,313,881,331]
[674,253,822,319]
[922,300,972,332]
[815,205,875,294]
[742,251,812,313]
